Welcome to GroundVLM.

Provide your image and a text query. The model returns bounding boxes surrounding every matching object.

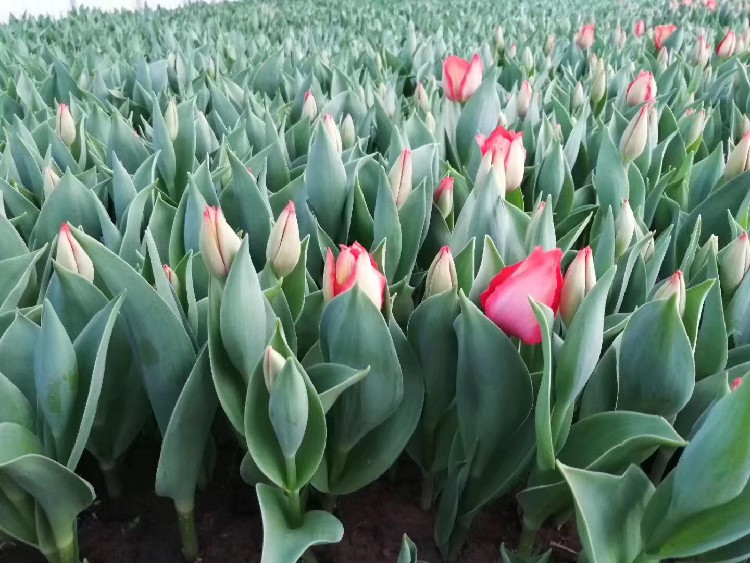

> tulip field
[3,0,750,560]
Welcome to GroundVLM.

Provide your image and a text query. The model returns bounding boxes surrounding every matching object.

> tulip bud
[626,71,657,106]
[495,26,505,51]
[263,346,287,390]
[266,201,301,278]
[654,270,686,316]
[679,108,706,145]
[322,243,387,309]
[731,377,743,392]
[341,114,356,150]
[691,234,718,279]
[693,35,711,67]
[56,103,76,146]
[301,91,318,121]
[508,43,517,58]
[719,231,750,294]
[725,131,750,180]
[425,246,458,298]
[615,200,636,257]
[634,20,646,38]
[571,82,585,111]
[576,24,596,50]
[43,166,60,198]
[375,52,383,71]
[389,149,413,209]
[716,30,737,59]
[56,224,94,282]
[200,206,242,279]
[657,47,669,70]
[165,99,179,141]
[517,80,532,119]
[741,115,750,139]
[560,246,596,326]
[425,111,436,134]
[163,265,180,293]
[544,34,556,56]
[619,105,650,162]
[416,83,430,112]
[322,114,343,154]
[615,27,627,49]
[591,60,607,104]
[522,46,534,72]
[434,177,454,218]
[642,235,656,262]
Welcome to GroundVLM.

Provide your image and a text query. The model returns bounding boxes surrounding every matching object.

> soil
[0,441,579,563]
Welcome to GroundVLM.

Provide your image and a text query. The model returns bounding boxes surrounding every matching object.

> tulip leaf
[306,363,371,414]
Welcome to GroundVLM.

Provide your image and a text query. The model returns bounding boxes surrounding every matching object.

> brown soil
[1,441,579,563]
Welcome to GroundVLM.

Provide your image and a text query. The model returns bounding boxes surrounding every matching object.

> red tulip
[634,20,646,38]
[626,71,657,106]
[716,30,737,58]
[323,243,387,309]
[480,247,564,345]
[442,54,483,103]
[705,0,717,9]
[576,24,596,50]
[654,24,677,50]
[476,125,526,191]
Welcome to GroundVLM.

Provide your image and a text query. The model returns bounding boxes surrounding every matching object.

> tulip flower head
[560,246,596,326]
[725,131,750,180]
[719,231,750,294]
[576,24,596,50]
[654,270,686,316]
[425,246,458,298]
[322,113,343,153]
[705,0,717,10]
[165,99,179,141]
[389,149,413,209]
[615,200,637,256]
[654,24,677,50]
[323,243,387,310]
[200,206,242,279]
[56,103,76,146]
[634,20,646,38]
[43,167,61,198]
[416,82,430,112]
[266,201,301,277]
[716,30,737,59]
[693,34,711,67]
[163,265,180,293]
[442,54,483,103]
[434,176,454,218]
[263,346,287,391]
[301,91,318,121]
[626,71,657,106]
[516,79,533,118]
[56,224,94,282]
[480,246,564,345]
[620,104,650,162]
[476,125,526,192]
[341,114,356,150]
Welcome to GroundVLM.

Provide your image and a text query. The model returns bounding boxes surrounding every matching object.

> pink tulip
[576,24,596,50]
[480,247,564,345]
[731,377,743,391]
[654,24,677,50]
[717,30,737,58]
[442,54,483,103]
[57,224,94,282]
[434,176,454,218]
[705,0,717,10]
[200,206,242,279]
[322,242,387,310]
[634,20,646,37]
[163,265,180,292]
[626,71,657,106]
[476,125,526,192]
[266,201,301,277]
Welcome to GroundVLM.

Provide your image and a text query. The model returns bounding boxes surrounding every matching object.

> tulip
[200,206,242,279]
[263,346,287,391]
[341,114,356,150]
[56,103,76,146]
[163,265,180,293]
[654,24,677,50]
[716,30,737,59]
[480,246,564,345]
[657,47,670,70]
[576,24,596,50]
[725,131,750,180]
[693,35,711,67]
[615,27,627,49]
[164,99,179,142]
[301,91,318,121]
[654,270,686,316]
[572,82,585,110]
[508,43,517,58]
[425,111,436,134]
[442,54,483,103]
[416,83,430,112]
[434,177,454,219]
[679,108,706,145]
[517,79,533,119]
[615,200,637,257]
[495,26,505,51]
[476,124,526,192]
[719,231,750,294]
[322,114,343,153]
[425,246,458,298]
[731,377,743,392]
[742,115,750,138]
[267,201,301,277]
[620,105,650,162]
[691,234,718,278]
[560,246,596,326]
[705,0,717,10]
[642,235,656,262]
[626,71,657,106]
[323,243,387,309]
[56,224,94,282]
[591,59,607,104]
[43,167,60,198]
[389,149,413,209]
[634,20,646,38]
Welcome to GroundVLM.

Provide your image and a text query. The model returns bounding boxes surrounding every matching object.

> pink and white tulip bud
[425,111,436,134]
[741,115,750,138]
[679,108,706,145]
[495,26,505,51]
[416,83,430,112]
[301,91,318,121]
[508,43,517,58]
[705,0,717,9]
[165,99,179,141]
[654,270,686,316]
[200,206,242,279]
[425,246,458,298]
[693,35,711,67]
[322,114,343,154]
[476,125,526,192]
[634,20,646,38]
[341,114,356,150]
[163,265,180,293]
[626,71,657,106]
[591,60,607,103]
[322,243,387,309]
[263,346,287,391]
[434,177,454,218]
[522,47,534,72]
[442,54,484,103]
[57,224,94,282]
[620,105,650,162]
[545,34,556,56]
[731,377,743,392]
[572,82,585,110]
[56,103,76,146]
[725,131,750,180]
[560,246,596,326]
[615,200,637,257]
[719,231,750,294]
[716,30,737,59]
[389,149,413,209]
[576,24,596,50]
[654,24,677,50]
[43,167,60,198]
[517,80,533,119]
[266,201,301,277]
[657,47,670,69]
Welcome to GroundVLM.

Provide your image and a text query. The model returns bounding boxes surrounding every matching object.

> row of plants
[2,0,750,561]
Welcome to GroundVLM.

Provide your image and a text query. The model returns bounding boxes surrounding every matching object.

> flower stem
[99,461,123,499]
[175,501,199,562]
[518,521,538,557]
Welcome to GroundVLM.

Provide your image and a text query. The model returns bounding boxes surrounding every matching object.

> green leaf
[306,363,370,414]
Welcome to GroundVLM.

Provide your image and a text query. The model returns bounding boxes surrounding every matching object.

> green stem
[99,461,123,499]
[518,521,538,557]
[285,457,303,529]
[649,447,675,485]
[175,501,199,562]
[420,472,434,511]
[42,540,78,563]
